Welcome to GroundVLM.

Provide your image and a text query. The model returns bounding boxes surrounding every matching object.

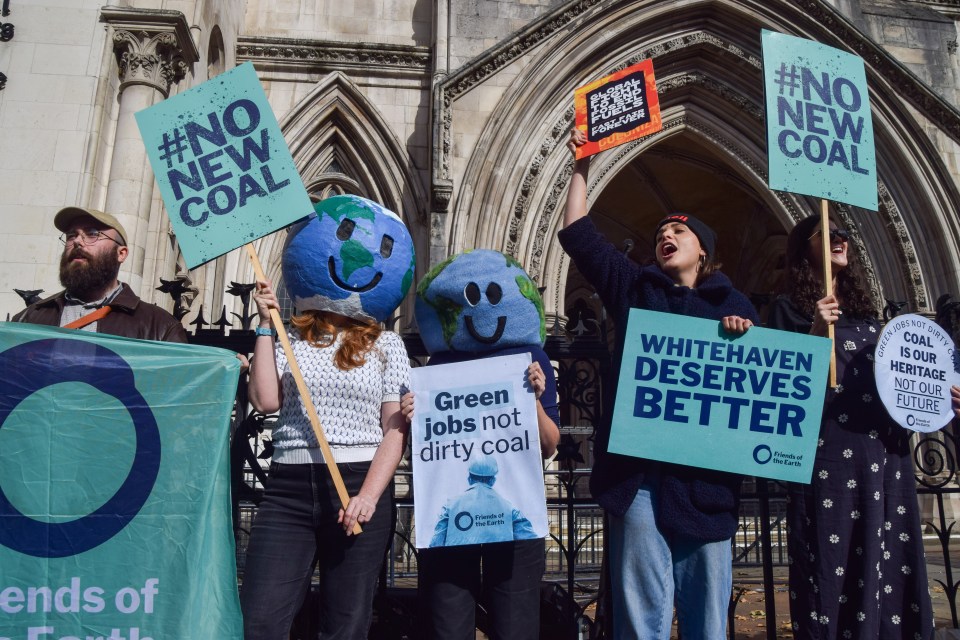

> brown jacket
[12,283,188,343]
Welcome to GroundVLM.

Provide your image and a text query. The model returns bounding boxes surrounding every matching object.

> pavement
[468,536,959,639]
[685,535,959,639]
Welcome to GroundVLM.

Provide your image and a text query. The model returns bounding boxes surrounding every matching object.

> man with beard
[13,206,187,343]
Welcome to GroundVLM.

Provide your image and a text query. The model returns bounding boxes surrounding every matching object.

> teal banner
[136,62,314,269]
[762,29,877,211]
[609,310,832,483]
[0,324,242,640]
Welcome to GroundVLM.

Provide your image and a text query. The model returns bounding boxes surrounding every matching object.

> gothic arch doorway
[566,131,787,313]
[435,0,960,331]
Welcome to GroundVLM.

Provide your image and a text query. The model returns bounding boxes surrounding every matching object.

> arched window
[207,26,225,79]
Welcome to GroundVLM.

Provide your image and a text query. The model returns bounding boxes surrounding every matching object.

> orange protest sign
[573,59,662,159]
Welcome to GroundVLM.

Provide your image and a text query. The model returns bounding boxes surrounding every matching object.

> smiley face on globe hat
[283,195,415,323]
[415,249,545,355]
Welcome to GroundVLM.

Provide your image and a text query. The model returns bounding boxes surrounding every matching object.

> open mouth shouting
[465,315,506,344]
[659,241,678,260]
[327,257,383,293]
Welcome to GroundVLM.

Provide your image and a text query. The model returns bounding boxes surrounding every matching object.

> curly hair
[782,215,876,319]
[290,310,382,371]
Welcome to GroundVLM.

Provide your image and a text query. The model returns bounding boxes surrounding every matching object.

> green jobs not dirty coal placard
[136,61,314,269]
[609,309,832,483]
[762,29,877,211]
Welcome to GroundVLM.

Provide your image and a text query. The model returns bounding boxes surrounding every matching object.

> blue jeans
[240,462,393,640]
[418,538,545,640]
[607,483,732,640]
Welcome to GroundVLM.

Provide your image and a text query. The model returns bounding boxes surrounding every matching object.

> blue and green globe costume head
[415,249,545,355]
[282,195,415,324]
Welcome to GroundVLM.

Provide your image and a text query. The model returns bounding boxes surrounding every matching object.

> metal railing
[178,284,960,639]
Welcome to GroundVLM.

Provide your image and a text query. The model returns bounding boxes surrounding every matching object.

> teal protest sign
[762,30,877,211]
[0,324,242,640]
[136,62,313,269]
[608,310,832,483]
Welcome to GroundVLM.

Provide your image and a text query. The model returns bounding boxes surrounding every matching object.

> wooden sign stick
[244,243,361,534]
[820,199,837,388]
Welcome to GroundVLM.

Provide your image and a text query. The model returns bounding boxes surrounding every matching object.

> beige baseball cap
[54,207,128,246]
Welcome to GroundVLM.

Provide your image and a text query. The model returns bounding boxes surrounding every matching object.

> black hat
[655,213,716,259]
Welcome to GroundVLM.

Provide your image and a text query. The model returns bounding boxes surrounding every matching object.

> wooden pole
[244,243,361,534]
[821,199,837,388]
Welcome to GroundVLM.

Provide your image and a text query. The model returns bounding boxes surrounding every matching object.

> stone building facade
[1,0,959,336]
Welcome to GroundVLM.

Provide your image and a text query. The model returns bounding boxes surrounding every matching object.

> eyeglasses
[808,228,850,243]
[59,228,124,247]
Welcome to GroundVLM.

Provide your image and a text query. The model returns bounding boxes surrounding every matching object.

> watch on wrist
[255,327,277,337]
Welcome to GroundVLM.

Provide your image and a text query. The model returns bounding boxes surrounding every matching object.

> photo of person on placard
[429,455,537,547]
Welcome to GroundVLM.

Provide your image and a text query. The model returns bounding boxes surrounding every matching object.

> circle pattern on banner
[0,338,161,558]
[753,444,773,465]
[874,314,960,433]
[454,511,474,532]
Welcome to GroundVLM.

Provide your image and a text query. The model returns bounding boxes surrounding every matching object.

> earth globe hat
[282,195,416,324]
[414,249,546,355]
[54,207,129,246]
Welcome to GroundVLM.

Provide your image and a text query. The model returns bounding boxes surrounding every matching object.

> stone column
[429,1,452,270]
[99,7,198,296]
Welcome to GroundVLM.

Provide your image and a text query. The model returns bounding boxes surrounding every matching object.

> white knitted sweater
[270,328,410,464]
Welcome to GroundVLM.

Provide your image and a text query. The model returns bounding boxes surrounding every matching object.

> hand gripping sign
[762,30,879,385]
[874,314,960,432]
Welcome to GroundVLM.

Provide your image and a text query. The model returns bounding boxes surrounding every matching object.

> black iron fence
[191,286,960,639]
[10,280,954,639]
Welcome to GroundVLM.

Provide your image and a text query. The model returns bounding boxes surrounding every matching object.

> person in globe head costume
[768,214,944,640]
[560,128,757,639]
[241,195,416,640]
[399,248,561,640]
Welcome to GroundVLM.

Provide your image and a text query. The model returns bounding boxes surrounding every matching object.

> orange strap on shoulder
[63,305,112,330]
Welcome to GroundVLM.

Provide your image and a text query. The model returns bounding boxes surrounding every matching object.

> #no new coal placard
[136,62,313,268]
[762,30,877,211]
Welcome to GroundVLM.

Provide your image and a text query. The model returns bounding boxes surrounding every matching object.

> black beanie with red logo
[655,213,717,259]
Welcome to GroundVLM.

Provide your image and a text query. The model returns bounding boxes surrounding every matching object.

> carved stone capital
[100,6,198,98]
[432,180,453,213]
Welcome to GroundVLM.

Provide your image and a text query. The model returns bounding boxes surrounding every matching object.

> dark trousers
[240,462,393,640]
[418,538,545,640]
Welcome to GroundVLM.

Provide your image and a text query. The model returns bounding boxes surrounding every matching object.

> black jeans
[418,538,545,640]
[240,462,393,640]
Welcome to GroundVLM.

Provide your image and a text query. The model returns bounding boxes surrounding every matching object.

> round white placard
[874,314,959,432]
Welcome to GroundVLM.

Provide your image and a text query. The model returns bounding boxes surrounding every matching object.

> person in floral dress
[768,215,934,640]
